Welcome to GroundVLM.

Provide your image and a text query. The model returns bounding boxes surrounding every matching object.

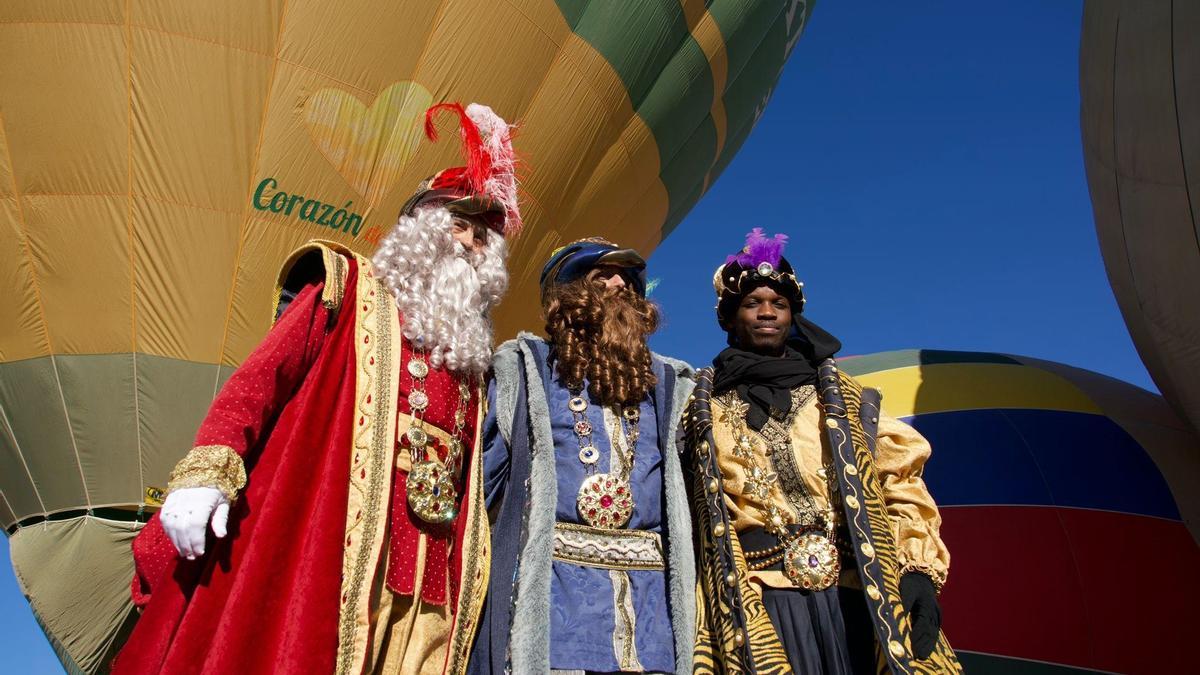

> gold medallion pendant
[577,473,633,529]
[783,531,840,590]
[407,458,458,524]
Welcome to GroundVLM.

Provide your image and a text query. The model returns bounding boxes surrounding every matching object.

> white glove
[159,486,230,560]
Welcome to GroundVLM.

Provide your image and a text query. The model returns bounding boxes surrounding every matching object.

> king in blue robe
[468,239,696,674]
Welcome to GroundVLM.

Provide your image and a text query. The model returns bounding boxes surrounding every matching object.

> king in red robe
[112,102,522,675]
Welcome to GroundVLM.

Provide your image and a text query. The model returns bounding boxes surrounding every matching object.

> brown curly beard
[543,274,660,406]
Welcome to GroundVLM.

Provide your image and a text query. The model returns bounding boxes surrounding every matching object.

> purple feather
[725,228,789,268]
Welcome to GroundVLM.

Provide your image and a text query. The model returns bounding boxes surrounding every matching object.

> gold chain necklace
[719,389,840,591]
[569,389,640,529]
[404,346,472,525]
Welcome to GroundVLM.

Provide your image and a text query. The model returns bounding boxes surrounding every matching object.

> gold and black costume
[687,360,962,674]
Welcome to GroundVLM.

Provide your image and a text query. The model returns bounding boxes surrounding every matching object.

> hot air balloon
[0,1,817,670]
[1080,0,1200,440]
[841,350,1200,675]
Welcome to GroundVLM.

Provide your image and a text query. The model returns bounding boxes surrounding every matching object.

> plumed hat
[540,237,647,299]
[713,228,842,357]
[713,228,805,311]
[400,102,522,238]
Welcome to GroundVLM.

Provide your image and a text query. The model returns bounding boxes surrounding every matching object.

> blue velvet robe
[469,335,695,674]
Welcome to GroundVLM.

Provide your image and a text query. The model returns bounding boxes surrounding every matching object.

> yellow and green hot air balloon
[0,1,817,671]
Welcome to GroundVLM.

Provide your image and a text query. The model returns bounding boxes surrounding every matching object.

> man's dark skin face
[731,285,792,356]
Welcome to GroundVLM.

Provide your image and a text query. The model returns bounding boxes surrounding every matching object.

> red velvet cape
[112,264,360,674]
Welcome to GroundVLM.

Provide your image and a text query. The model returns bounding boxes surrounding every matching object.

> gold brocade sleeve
[166,444,248,502]
[873,414,950,590]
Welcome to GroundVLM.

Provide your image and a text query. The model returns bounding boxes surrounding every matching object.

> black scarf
[712,315,841,431]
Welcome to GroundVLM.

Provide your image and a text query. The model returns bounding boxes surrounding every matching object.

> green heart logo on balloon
[304,81,433,209]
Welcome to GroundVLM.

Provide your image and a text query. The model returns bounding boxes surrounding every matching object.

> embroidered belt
[552,522,665,571]
[740,526,853,572]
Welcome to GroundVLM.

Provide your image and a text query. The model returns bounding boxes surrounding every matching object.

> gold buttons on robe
[707,479,719,494]
[866,584,882,600]
[845,495,860,509]
[712,522,726,537]
[824,418,838,429]
[845,465,858,476]
[888,640,907,659]
[734,630,745,646]
[860,543,875,558]
[700,440,710,452]
[725,572,737,587]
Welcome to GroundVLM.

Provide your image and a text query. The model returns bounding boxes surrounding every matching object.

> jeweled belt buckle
[407,456,458,525]
[782,530,840,591]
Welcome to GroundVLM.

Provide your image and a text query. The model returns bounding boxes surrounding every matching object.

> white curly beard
[370,206,508,375]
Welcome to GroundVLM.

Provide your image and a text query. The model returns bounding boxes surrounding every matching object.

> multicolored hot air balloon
[1080,0,1200,440]
[0,1,816,671]
[842,350,1200,675]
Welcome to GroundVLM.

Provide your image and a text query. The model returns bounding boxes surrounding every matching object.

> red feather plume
[424,102,491,194]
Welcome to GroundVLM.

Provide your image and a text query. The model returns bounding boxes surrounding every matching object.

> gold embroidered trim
[610,569,644,671]
[900,561,948,593]
[320,246,347,310]
[761,387,824,527]
[271,241,352,327]
[335,269,399,675]
[166,445,246,502]
[444,396,490,675]
[552,522,665,571]
[825,376,910,672]
[833,369,962,673]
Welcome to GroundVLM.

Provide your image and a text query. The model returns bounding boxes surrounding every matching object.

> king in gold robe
[687,230,960,675]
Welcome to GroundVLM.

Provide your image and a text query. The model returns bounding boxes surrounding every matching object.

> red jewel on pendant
[577,474,633,529]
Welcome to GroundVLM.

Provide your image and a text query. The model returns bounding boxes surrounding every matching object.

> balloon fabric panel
[840,349,1021,373]
[133,0,285,55]
[0,23,128,196]
[1081,0,1200,438]
[954,653,1107,675]
[133,198,240,363]
[9,517,141,674]
[852,363,1102,419]
[939,506,1200,674]
[0,358,86,516]
[0,197,47,361]
[24,195,131,353]
[134,354,234,496]
[54,354,141,509]
[0,495,13,528]
[938,506,1093,669]
[1019,355,1200,543]
[910,408,1181,519]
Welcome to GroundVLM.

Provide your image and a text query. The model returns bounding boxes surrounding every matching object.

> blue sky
[1,1,1154,671]
[649,0,1152,392]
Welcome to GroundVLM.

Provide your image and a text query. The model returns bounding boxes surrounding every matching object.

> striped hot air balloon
[0,1,817,671]
[842,350,1200,675]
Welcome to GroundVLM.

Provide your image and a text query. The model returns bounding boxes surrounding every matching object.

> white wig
[370,206,508,375]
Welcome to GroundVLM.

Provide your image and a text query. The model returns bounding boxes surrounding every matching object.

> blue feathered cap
[539,237,648,298]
